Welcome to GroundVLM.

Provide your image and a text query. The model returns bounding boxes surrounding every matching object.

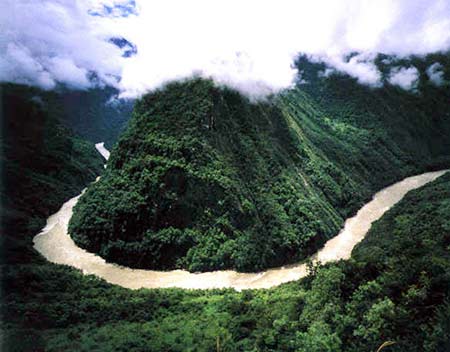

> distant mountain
[47,86,134,148]
[0,83,134,148]
[69,55,450,272]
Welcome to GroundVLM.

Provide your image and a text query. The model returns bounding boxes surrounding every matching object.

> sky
[1,0,450,98]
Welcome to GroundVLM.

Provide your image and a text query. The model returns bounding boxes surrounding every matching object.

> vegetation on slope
[292,54,450,184]
[70,65,450,271]
[70,79,347,271]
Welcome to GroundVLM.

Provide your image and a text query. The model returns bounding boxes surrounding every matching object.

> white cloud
[48,57,91,89]
[0,43,55,89]
[0,0,124,90]
[1,0,450,97]
[427,62,445,86]
[388,66,420,90]
[315,53,382,86]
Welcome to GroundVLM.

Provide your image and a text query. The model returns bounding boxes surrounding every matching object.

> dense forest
[2,54,450,351]
[69,55,450,272]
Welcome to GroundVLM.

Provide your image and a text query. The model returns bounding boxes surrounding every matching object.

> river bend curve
[33,144,448,290]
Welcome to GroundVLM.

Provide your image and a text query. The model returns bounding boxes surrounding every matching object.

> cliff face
[69,61,450,272]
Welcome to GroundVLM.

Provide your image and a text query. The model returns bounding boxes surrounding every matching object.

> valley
[2,55,450,351]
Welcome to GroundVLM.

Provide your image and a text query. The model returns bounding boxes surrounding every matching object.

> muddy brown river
[33,144,448,290]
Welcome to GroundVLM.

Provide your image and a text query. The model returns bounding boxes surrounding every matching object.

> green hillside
[69,64,450,272]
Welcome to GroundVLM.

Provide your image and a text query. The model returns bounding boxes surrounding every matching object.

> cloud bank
[1,0,450,97]
[0,0,132,90]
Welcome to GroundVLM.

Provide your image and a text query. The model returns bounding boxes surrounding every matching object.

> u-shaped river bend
[33,143,448,290]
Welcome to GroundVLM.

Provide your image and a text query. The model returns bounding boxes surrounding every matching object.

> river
[33,144,448,290]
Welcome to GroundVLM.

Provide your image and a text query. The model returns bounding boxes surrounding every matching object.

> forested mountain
[69,54,450,272]
[2,54,450,351]
[0,83,133,149]
[0,82,130,262]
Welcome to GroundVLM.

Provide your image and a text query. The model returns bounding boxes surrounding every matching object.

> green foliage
[71,70,450,272]
[69,79,346,271]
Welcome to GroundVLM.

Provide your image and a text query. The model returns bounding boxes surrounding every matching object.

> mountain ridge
[69,60,450,272]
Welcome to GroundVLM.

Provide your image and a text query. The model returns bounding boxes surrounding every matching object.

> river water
[33,144,448,290]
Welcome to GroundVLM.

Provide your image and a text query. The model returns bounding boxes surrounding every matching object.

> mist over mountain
[2,0,450,98]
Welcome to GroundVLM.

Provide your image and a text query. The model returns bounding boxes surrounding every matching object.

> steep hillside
[0,83,133,149]
[276,55,450,212]
[70,79,343,272]
[69,72,450,272]
[291,55,450,184]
